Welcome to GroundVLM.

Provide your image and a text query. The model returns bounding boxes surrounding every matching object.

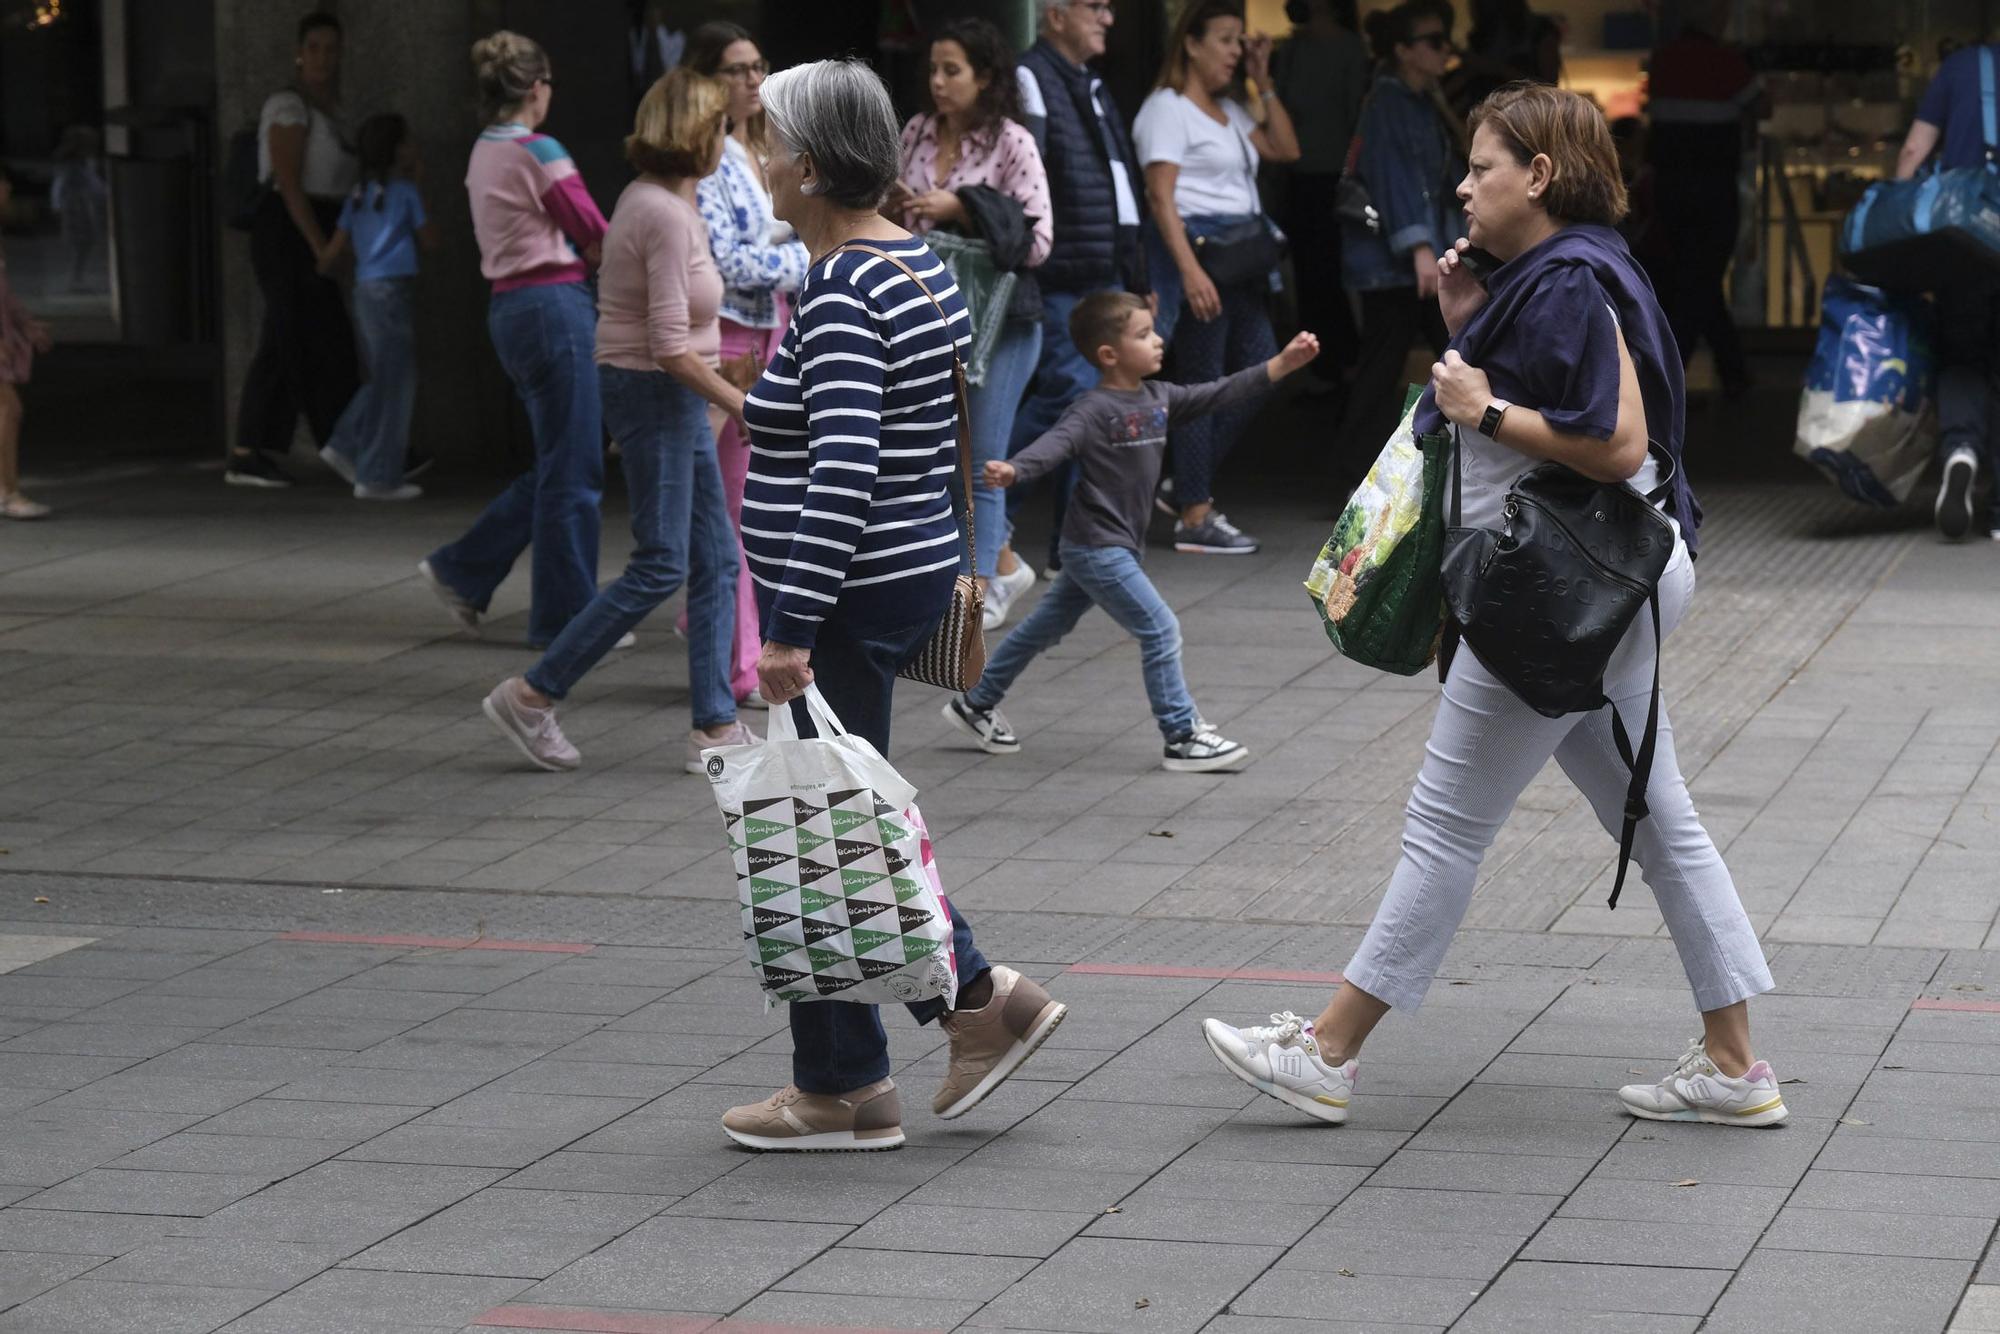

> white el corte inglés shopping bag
[701,685,958,1009]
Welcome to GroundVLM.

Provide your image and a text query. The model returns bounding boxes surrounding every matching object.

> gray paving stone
[1812,1128,2000,1180]
[0,1278,273,1334]
[521,1215,845,1313]
[1087,1195,1330,1245]
[188,1098,426,1142]
[1365,1150,1593,1195]
[109,1131,347,1176]
[0,1209,172,1257]
[499,1149,735,1197]
[1522,1217,1763,1269]
[1227,1269,1485,1326]
[778,1246,1037,1302]
[901,1165,1148,1213]
[1758,1204,1994,1260]
[1278,1224,1525,1280]
[845,1201,1096,1258]
[87,1235,351,1289]
[733,1290,985,1329]
[1468,1259,1728,1316]
[267,1064,495,1106]
[337,1124,583,1170]
[1788,1168,2000,1218]
[17,1168,273,1219]
[1702,1249,1973,1333]
[1,1022,209,1059]
[1202,1318,1448,1334]
[213,1268,530,1333]
[1557,1177,1792,1229]
[1595,1118,1834,1187]
[29,1073,279,1116]
[0,1252,105,1312]
[971,1237,1284,1334]
[1324,1186,1560,1235]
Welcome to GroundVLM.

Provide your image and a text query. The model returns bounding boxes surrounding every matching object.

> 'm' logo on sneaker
[1273,1052,1306,1079]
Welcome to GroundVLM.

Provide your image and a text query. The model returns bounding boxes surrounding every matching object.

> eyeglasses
[1072,1,1114,15]
[1412,32,1452,50]
[719,60,770,80]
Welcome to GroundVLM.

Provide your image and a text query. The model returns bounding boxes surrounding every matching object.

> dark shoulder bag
[826,241,987,693]
[1189,106,1284,287]
[1439,429,1677,909]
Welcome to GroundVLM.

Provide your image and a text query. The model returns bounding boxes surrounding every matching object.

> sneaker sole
[1938,457,1976,541]
[1172,541,1259,555]
[223,472,291,490]
[1202,1022,1347,1124]
[935,1001,1067,1121]
[481,696,575,773]
[722,1125,906,1152]
[1621,1098,1790,1128]
[941,700,1020,755]
[1163,748,1251,774]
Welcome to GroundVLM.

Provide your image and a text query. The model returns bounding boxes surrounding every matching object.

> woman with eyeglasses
[684,21,808,712]
[420,31,612,654]
[1330,0,1464,470]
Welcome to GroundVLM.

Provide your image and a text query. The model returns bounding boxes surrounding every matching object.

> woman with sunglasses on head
[420,31,612,654]
[1329,0,1463,473]
[686,22,809,711]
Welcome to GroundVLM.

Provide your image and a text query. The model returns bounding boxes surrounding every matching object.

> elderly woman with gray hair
[720,59,1068,1154]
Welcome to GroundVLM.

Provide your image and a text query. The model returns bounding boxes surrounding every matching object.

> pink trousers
[684,311,787,703]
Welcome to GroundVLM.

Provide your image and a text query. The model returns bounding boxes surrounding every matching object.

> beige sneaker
[721,1080,904,1152]
[933,965,1068,1120]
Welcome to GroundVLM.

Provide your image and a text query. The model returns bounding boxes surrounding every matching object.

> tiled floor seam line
[1691,959,1943,1328]
[1713,703,1846,865]
[0,1250,116,1318]
[1766,706,1928,933]
[1872,728,2000,951]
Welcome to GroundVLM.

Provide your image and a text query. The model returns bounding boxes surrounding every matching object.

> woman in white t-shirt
[227,10,361,489]
[1133,0,1300,556]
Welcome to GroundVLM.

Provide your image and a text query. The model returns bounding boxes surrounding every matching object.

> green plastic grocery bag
[1305,386,1451,675]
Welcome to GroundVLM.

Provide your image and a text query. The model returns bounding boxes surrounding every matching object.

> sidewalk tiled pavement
[0,467,1997,1332]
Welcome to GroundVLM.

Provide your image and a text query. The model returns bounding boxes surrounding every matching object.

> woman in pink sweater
[481,70,758,774]
[420,31,611,653]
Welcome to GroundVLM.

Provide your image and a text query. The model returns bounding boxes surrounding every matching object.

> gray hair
[1036,0,1079,27]
[760,59,901,212]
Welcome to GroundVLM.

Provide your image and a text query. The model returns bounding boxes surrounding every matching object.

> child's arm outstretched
[983,403,1090,490]
[1162,331,1321,422]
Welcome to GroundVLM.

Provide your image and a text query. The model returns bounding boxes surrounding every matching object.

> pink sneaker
[688,720,759,774]
[482,678,580,771]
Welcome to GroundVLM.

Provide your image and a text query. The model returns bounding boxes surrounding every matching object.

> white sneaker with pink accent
[1200,1011,1356,1124]
[1618,1038,1789,1127]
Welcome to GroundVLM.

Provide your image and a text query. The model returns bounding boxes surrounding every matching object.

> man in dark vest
[1011,0,1152,570]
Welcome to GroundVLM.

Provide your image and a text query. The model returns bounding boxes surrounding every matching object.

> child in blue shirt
[317,112,439,499]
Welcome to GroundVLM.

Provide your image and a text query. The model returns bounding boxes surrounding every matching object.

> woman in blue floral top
[687,22,809,710]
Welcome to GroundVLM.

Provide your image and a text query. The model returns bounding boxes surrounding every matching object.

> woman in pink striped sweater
[419,30,612,653]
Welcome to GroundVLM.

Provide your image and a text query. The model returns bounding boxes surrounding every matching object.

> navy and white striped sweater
[741,236,971,649]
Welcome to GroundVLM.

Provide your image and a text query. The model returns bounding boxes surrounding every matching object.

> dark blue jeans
[525,367,738,727]
[1164,267,1277,508]
[763,592,991,1095]
[326,278,417,489]
[426,281,603,648]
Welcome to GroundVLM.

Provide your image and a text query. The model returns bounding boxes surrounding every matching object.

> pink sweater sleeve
[998,122,1055,268]
[540,174,608,257]
[647,199,694,361]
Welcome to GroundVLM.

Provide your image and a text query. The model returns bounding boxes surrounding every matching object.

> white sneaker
[417,559,480,635]
[1937,446,1978,542]
[1618,1038,1789,1127]
[981,560,1038,632]
[1200,1012,1355,1124]
[688,720,759,774]
[318,445,357,485]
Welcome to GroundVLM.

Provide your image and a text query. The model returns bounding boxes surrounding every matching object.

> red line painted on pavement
[1067,962,1344,985]
[277,931,593,954]
[1912,997,2000,1013]
[473,1309,945,1334]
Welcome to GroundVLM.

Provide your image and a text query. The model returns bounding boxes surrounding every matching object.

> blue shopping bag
[1841,46,2000,292]
[1792,277,1936,507]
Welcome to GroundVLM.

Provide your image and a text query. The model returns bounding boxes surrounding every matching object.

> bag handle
[769,683,851,745]
[824,241,977,569]
[1606,594,1662,911]
[1982,45,1996,168]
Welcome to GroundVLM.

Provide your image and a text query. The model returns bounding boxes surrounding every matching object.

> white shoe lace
[1665,1037,1717,1088]
[1243,1010,1309,1045]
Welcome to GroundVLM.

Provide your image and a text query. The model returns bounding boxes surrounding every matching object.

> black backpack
[222,121,266,231]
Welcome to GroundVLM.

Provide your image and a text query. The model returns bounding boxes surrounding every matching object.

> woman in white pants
[1202,84,1787,1130]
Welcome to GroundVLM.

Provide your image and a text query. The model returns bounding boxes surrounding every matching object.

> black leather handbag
[1191,217,1282,286]
[1440,430,1677,909]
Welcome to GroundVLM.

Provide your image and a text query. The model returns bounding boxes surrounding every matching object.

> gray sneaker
[943,695,1020,754]
[1163,726,1250,773]
[418,559,480,635]
[689,720,760,774]
[1173,512,1258,554]
[482,678,580,771]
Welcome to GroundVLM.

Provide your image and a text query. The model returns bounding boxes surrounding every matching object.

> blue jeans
[426,281,603,648]
[525,367,738,728]
[763,598,991,1095]
[1164,263,1277,509]
[1008,289,1102,561]
[960,317,1042,579]
[326,278,416,488]
[968,541,1198,741]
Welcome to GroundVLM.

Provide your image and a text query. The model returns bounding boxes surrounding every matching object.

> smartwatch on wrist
[1477,400,1511,439]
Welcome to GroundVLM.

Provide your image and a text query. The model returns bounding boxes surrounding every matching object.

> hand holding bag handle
[825,240,987,692]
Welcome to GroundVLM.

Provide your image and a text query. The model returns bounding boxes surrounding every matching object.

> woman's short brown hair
[1156,0,1246,95]
[1468,83,1628,226]
[628,68,729,178]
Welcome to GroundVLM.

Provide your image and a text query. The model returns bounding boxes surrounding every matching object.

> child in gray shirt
[942,291,1318,772]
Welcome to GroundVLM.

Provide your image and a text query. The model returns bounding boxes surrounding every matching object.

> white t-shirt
[1132,88,1261,217]
[257,90,357,200]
